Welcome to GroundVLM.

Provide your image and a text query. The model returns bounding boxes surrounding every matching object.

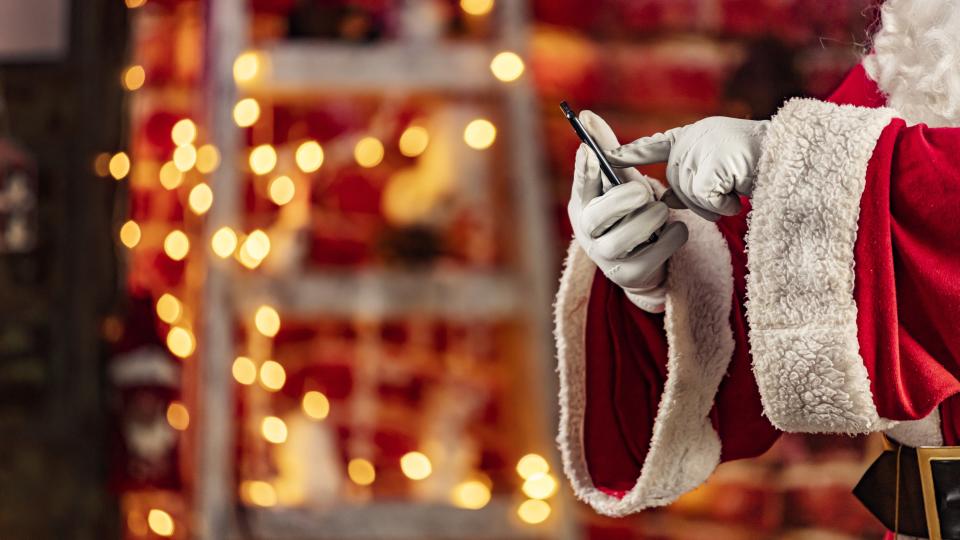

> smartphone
[560,101,622,187]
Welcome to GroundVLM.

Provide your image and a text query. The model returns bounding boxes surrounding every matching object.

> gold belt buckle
[917,445,960,540]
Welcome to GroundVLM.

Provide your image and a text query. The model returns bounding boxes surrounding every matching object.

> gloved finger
[605,128,679,167]
[580,181,655,238]
[667,161,721,222]
[571,144,603,207]
[593,202,669,260]
[661,188,687,209]
[691,165,743,217]
[578,110,621,150]
[622,221,689,283]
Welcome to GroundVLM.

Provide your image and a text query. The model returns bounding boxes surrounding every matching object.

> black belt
[854,436,960,539]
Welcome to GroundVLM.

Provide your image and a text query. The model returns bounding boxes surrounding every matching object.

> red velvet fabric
[579,62,960,503]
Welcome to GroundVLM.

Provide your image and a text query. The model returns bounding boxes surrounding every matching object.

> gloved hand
[604,117,770,221]
[568,111,689,313]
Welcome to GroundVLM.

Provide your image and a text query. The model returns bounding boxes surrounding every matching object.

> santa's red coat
[554,62,960,535]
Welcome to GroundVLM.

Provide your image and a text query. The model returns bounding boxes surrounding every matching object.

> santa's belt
[855,436,960,539]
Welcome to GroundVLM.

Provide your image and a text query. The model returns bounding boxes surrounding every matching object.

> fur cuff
[747,98,896,434]
[555,208,735,516]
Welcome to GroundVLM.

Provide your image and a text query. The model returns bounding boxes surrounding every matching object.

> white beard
[864,0,960,127]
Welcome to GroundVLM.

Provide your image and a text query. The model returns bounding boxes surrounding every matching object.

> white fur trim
[555,208,735,516]
[747,98,896,434]
[885,411,944,448]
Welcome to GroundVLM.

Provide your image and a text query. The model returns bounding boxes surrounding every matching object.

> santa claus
[555,1,960,539]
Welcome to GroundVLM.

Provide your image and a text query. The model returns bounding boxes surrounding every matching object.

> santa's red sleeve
[554,62,960,517]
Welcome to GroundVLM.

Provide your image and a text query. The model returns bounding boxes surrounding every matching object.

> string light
[156,293,182,324]
[400,452,432,480]
[232,356,257,385]
[188,183,213,215]
[109,152,131,180]
[240,229,270,267]
[211,227,238,258]
[233,52,261,84]
[146,509,174,537]
[93,152,111,177]
[173,144,197,172]
[163,230,190,261]
[295,140,324,172]
[347,458,376,486]
[119,220,141,248]
[451,480,491,510]
[398,126,429,157]
[354,136,384,168]
[166,401,190,431]
[259,360,286,391]
[516,453,549,480]
[261,416,288,444]
[460,0,494,15]
[166,326,196,358]
[302,391,330,420]
[125,0,147,8]
[464,119,496,149]
[196,144,220,173]
[233,98,260,127]
[517,499,551,525]
[490,51,524,82]
[242,480,277,507]
[122,65,146,91]
[268,176,295,206]
[159,161,183,190]
[521,472,558,500]
[249,144,277,175]
[254,305,280,337]
[171,119,197,146]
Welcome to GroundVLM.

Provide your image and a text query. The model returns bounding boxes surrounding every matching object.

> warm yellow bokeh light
[119,220,141,248]
[517,499,551,525]
[125,0,147,8]
[196,144,220,174]
[122,65,146,91]
[261,416,288,444]
[398,126,429,157]
[158,161,183,190]
[268,176,296,206]
[490,51,525,82]
[516,453,550,479]
[233,98,260,127]
[354,136,384,168]
[521,472,558,500]
[238,244,263,269]
[400,452,432,481]
[242,229,271,262]
[171,119,197,146]
[302,391,330,420]
[254,305,280,337]
[188,183,214,215]
[232,356,257,385]
[295,140,324,173]
[348,458,376,486]
[249,144,277,175]
[156,293,182,324]
[166,326,196,359]
[163,230,190,261]
[259,360,286,391]
[211,227,238,258]
[464,119,496,150]
[242,480,278,507]
[166,401,190,431]
[460,0,494,15]
[147,509,174,537]
[233,52,261,84]
[94,152,111,177]
[451,480,491,510]
[109,152,131,180]
[173,144,197,172]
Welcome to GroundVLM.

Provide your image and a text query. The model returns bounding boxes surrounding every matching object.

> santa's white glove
[568,111,689,313]
[605,117,770,221]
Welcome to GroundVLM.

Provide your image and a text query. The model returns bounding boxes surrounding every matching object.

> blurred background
[0,0,886,539]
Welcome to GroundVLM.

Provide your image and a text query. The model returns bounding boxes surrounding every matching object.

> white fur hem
[555,209,735,516]
[747,98,896,434]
